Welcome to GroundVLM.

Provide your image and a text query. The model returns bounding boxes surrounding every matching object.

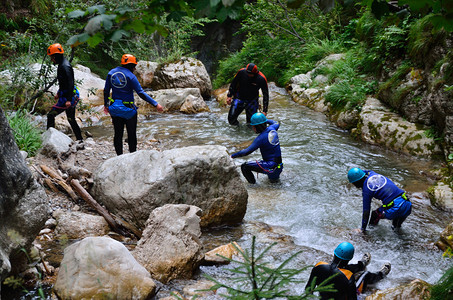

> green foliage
[203,236,335,299]
[430,265,453,300]
[7,109,42,157]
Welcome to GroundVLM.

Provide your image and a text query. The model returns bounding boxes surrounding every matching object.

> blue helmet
[348,167,365,183]
[250,112,267,126]
[334,242,354,261]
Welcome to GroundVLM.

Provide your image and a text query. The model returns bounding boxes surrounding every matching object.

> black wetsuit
[47,56,83,141]
[227,68,269,125]
[305,261,383,300]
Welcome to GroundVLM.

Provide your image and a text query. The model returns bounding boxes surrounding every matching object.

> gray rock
[54,211,110,239]
[132,204,203,283]
[93,145,248,229]
[0,106,49,280]
[54,236,156,299]
[40,128,73,157]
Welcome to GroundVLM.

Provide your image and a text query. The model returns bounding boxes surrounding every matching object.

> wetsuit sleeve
[361,184,373,231]
[305,267,319,291]
[231,136,261,158]
[227,71,240,98]
[267,119,279,130]
[131,76,158,106]
[58,62,75,99]
[104,74,112,106]
[261,77,269,113]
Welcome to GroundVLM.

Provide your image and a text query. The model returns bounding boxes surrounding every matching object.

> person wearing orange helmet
[104,54,163,155]
[46,43,83,141]
[226,63,269,125]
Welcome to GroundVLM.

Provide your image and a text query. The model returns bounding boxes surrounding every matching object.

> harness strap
[256,160,282,174]
[383,192,409,209]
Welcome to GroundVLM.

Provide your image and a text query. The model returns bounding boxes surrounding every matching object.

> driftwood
[70,179,139,238]
[39,164,78,201]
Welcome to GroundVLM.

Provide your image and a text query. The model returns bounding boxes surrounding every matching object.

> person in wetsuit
[305,242,391,300]
[231,112,283,183]
[347,168,412,233]
[46,43,83,141]
[104,54,163,155]
[226,63,269,125]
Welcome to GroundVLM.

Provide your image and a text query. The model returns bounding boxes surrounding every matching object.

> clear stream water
[39,85,453,298]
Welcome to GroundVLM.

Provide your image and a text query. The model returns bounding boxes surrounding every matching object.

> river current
[93,85,451,297]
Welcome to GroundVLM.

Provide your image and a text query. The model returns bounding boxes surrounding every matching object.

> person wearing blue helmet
[226,63,269,125]
[348,167,412,233]
[306,242,391,300]
[230,112,283,183]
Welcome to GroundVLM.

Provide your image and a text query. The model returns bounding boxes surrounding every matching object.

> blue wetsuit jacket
[231,119,281,163]
[361,170,405,230]
[104,66,158,107]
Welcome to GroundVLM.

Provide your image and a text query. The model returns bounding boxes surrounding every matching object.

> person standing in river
[347,167,412,233]
[46,43,83,141]
[104,54,163,155]
[305,242,391,300]
[226,63,269,125]
[230,112,283,183]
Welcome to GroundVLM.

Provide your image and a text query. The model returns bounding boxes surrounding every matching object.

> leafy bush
[7,109,42,156]
[430,266,453,300]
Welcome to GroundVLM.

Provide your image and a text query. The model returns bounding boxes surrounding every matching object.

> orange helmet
[47,43,64,55]
[121,54,137,65]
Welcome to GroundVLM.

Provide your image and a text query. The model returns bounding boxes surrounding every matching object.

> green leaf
[287,0,306,9]
[429,14,453,32]
[211,0,221,6]
[115,5,135,15]
[87,5,106,15]
[398,0,431,12]
[130,19,146,33]
[110,30,129,42]
[68,9,86,19]
[67,32,90,46]
[87,32,104,47]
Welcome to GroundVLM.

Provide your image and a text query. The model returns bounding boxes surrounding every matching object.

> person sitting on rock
[230,112,283,183]
[305,242,391,300]
[347,167,412,233]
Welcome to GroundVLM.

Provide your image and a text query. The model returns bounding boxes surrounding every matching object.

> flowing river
[87,85,452,297]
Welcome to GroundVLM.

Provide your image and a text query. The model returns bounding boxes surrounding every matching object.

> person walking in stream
[230,112,283,183]
[226,63,269,125]
[104,54,163,155]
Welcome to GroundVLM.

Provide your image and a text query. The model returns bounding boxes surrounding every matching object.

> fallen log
[70,179,131,237]
[39,164,78,201]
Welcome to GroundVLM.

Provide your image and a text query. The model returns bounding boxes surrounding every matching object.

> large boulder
[356,97,442,157]
[0,107,49,279]
[151,57,212,99]
[92,145,248,230]
[135,88,210,114]
[54,236,156,299]
[132,204,203,283]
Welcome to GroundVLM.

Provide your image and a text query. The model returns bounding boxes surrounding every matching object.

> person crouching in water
[104,54,163,155]
[347,167,412,233]
[230,112,283,183]
[305,242,391,300]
